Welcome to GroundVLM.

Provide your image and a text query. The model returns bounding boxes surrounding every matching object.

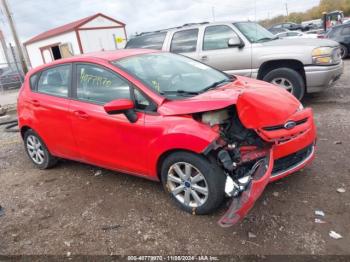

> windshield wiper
[200,79,233,93]
[160,90,200,96]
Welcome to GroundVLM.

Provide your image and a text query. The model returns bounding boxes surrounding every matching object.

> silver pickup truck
[126,21,344,100]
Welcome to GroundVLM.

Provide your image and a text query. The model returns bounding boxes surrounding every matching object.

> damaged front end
[197,107,274,227]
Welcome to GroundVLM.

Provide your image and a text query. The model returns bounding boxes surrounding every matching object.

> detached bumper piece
[218,149,274,227]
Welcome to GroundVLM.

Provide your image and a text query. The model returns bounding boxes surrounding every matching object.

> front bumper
[305,61,343,93]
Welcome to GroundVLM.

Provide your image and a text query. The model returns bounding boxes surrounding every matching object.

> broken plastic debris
[94,170,102,176]
[101,224,120,231]
[315,218,326,224]
[248,232,257,238]
[272,192,279,197]
[315,210,325,217]
[337,188,346,193]
[329,231,343,239]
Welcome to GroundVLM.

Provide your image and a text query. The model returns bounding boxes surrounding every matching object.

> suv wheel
[161,151,225,215]
[340,44,348,59]
[24,129,58,169]
[263,67,305,100]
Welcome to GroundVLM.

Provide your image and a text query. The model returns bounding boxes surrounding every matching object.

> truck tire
[263,67,305,100]
[161,151,225,215]
[340,44,348,59]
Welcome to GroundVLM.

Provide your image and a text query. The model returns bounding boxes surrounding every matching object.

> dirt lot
[0,60,349,256]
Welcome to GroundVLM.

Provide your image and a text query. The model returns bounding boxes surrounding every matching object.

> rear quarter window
[29,74,39,90]
[126,32,167,50]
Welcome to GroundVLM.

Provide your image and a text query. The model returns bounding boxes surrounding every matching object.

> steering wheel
[165,73,184,90]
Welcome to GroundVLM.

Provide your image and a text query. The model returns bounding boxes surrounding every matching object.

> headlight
[312,47,341,65]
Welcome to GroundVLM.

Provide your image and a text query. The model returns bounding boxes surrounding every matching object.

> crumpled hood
[158,76,300,128]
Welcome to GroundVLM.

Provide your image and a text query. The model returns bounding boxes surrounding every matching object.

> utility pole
[285,2,289,17]
[1,0,28,74]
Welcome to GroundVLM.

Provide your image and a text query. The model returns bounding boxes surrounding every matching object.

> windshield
[235,22,277,43]
[113,53,232,99]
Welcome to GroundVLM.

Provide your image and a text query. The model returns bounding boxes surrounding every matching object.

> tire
[24,129,58,169]
[340,44,348,59]
[161,151,226,215]
[263,67,305,100]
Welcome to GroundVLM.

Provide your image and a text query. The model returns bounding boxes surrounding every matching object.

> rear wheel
[263,67,305,100]
[340,44,348,59]
[24,129,58,169]
[161,151,225,215]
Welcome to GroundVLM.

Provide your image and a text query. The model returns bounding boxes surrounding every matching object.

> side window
[170,29,198,53]
[341,26,350,35]
[133,88,153,111]
[203,25,238,51]
[126,32,167,50]
[29,73,39,90]
[76,64,131,104]
[37,65,71,97]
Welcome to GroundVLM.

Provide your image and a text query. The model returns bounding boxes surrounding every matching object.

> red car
[17,49,316,227]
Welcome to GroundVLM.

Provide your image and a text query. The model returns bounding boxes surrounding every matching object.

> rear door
[29,64,78,159]
[198,24,252,76]
[69,63,149,175]
[167,28,199,60]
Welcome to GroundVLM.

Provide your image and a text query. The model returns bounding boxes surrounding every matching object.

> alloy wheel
[167,162,208,208]
[271,77,294,93]
[26,135,45,165]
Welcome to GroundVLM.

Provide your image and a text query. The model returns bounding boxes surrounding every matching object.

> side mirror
[104,99,138,123]
[228,37,244,48]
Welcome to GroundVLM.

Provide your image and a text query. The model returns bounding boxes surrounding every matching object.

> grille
[263,118,308,131]
[272,144,313,176]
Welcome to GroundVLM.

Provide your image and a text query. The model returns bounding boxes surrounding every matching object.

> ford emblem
[284,121,296,130]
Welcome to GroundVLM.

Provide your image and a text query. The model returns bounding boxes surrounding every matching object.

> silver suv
[126,21,343,100]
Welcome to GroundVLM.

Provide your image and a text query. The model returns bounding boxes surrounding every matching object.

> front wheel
[161,151,225,215]
[263,67,305,100]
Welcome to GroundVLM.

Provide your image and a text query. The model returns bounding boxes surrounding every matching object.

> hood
[158,76,300,128]
[260,38,339,48]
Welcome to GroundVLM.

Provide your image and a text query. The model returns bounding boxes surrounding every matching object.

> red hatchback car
[18,49,316,226]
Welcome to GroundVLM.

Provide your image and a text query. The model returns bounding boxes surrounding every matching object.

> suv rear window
[125,32,166,50]
[170,29,198,53]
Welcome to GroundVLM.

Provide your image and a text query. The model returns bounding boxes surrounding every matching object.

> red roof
[24,13,125,45]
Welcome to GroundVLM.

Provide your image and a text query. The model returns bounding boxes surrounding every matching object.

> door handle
[73,110,89,119]
[201,55,208,61]
[31,99,40,107]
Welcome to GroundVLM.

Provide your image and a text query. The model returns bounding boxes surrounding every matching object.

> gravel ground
[0,60,349,256]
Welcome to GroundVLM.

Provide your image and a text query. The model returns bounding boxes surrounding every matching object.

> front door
[198,25,252,76]
[69,63,148,175]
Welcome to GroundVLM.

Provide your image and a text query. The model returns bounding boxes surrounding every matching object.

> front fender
[147,132,219,179]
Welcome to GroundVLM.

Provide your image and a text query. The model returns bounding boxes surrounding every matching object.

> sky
[0,0,320,43]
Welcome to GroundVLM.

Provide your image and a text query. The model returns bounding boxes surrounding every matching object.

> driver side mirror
[228,37,244,48]
[104,99,138,123]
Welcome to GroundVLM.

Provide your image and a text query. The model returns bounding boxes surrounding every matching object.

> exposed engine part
[220,107,264,147]
[224,158,266,197]
[218,150,237,171]
[201,109,229,126]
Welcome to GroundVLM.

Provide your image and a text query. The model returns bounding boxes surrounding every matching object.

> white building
[24,13,127,68]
